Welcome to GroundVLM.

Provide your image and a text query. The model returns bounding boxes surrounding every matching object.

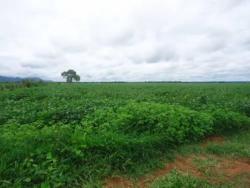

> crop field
[0,83,250,187]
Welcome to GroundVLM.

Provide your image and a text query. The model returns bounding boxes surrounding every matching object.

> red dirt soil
[105,177,134,188]
[201,135,224,147]
[137,156,204,188]
[104,136,250,188]
[104,155,205,188]
[217,159,250,178]
[104,156,250,188]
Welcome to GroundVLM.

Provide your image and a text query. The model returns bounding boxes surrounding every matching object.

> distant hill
[0,76,43,82]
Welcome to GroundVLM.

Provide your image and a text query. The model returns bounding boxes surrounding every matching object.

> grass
[176,129,250,158]
[150,170,214,188]
[192,156,219,176]
[148,129,250,188]
[206,131,250,158]
[149,169,250,188]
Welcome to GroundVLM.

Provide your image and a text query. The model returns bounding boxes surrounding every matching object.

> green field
[0,83,250,187]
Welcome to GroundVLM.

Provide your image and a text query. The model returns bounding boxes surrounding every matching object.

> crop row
[0,101,249,187]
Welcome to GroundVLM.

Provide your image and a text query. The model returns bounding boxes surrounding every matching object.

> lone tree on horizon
[61,69,80,83]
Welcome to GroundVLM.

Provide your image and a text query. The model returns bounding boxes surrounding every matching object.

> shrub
[239,101,250,116]
[82,102,214,143]
[211,109,250,133]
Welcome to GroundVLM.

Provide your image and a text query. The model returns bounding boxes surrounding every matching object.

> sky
[0,0,250,82]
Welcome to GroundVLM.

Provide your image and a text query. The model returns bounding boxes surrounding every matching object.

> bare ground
[104,136,250,188]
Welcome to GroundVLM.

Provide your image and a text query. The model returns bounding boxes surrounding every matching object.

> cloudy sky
[0,0,250,81]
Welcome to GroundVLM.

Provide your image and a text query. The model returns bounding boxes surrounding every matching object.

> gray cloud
[0,0,250,81]
[22,63,48,69]
[145,48,177,63]
[34,52,59,60]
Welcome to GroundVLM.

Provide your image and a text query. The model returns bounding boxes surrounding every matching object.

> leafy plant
[0,83,250,187]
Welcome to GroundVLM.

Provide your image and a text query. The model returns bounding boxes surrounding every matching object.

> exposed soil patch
[216,159,250,178]
[105,177,134,188]
[104,136,250,188]
[104,155,250,188]
[104,155,205,188]
[137,156,204,188]
[201,135,224,147]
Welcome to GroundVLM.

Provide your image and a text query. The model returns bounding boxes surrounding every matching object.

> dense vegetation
[0,83,250,187]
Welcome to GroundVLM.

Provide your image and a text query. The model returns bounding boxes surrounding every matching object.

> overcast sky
[0,0,250,81]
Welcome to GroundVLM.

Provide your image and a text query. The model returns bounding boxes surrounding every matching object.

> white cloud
[0,0,250,81]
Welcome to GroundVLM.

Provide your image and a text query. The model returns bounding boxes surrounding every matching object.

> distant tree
[61,69,80,83]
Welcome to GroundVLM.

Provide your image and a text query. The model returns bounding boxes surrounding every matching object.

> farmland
[0,83,250,187]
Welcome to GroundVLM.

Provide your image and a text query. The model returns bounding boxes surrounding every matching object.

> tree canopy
[61,69,80,83]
